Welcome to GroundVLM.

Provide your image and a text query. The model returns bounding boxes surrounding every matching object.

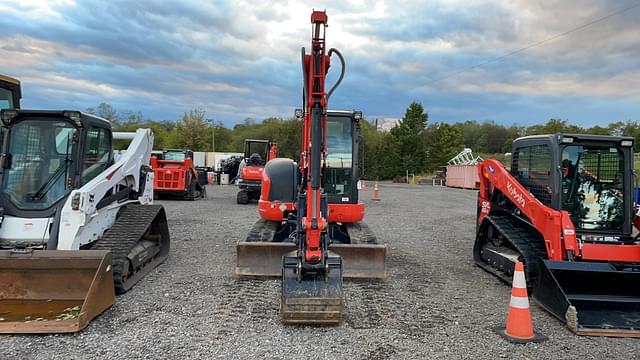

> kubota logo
[507,181,526,207]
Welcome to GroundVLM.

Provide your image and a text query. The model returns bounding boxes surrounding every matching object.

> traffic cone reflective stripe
[371,182,381,201]
[494,260,546,343]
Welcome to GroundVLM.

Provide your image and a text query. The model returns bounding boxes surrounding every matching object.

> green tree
[85,103,119,124]
[389,101,428,175]
[427,123,464,171]
[175,109,211,151]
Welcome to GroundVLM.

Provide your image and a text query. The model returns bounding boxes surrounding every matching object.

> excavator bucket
[0,250,115,333]
[534,260,640,337]
[281,254,343,325]
[236,242,387,279]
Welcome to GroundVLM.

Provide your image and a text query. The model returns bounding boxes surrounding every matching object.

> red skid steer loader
[475,133,640,336]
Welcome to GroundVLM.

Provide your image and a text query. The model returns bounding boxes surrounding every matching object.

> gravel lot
[2,183,640,359]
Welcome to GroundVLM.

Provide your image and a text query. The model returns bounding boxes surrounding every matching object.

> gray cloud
[2,0,639,127]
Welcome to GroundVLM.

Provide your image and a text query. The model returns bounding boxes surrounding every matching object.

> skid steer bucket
[281,254,343,325]
[0,250,115,333]
[534,260,640,337]
[236,242,387,279]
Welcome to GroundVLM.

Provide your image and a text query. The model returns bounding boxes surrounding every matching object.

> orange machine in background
[150,149,206,200]
[236,139,277,204]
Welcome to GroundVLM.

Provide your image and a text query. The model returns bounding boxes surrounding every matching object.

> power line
[427,3,640,85]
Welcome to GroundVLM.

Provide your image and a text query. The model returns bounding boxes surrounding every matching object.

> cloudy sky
[2,0,639,126]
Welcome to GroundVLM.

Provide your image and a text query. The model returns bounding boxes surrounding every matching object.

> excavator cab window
[245,141,268,166]
[561,145,625,231]
[324,115,353,197]
[1,119,77,209]
[163,150,187,161]
[512,145,553,206]
[81,127,112,185]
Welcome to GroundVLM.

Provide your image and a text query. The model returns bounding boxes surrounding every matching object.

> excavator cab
[476,133,640,336]
[0,75,21,109]
[236,139,277,204]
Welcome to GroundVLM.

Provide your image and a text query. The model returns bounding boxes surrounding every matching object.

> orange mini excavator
[235,10,386,324]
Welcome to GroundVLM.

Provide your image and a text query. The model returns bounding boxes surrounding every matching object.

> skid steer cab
[0,109,170,333]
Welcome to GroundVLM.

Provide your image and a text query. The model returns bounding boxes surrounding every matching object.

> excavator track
[474,214,548,286]
[344,222,377,244]
[93,204,170,294]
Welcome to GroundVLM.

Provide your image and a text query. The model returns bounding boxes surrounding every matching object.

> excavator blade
[280,254,342,325]
[0,250,114,333]
[236,242,387,279]
[534,260,640,337]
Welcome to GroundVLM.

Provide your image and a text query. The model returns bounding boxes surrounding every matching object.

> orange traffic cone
[494,260,546,343]
[371,182,381,201]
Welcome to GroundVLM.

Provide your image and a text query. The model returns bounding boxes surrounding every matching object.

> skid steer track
[93,204,170,293]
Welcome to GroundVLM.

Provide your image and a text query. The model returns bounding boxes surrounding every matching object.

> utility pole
[207,118,215,152]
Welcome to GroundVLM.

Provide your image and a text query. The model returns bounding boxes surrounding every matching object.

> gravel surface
[2,183,640,359]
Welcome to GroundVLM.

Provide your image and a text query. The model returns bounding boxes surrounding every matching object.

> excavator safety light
[294,109,303,119]
[1,109,18,126]
[561,137,574,144]
[621,140,633,147]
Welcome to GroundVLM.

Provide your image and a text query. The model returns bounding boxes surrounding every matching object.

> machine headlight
[294,109,303,119]
[621,140,633,147]
[71,193,81,210]
[561,137,574,144]
[353,111,362,121]
[1,109,18,126]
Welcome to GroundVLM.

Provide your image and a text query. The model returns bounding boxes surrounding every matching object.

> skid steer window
[562,145,624,231]
[2,119,77,209]
[0,88,13,109]
[81,127,112,185]
[513,145,552,206]
[324,116,353,196]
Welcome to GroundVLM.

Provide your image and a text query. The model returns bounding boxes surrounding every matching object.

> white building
[375,118,401,132]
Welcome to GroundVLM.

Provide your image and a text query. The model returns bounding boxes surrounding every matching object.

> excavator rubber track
[93,204,170,294]
[474,214,548,285]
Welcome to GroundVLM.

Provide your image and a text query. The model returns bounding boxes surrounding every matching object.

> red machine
[150,149,205,200]
[475,134,640,336]
[235,10,386,325]
[236,139,277,204]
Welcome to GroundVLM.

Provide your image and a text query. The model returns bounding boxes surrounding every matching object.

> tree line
[86,102,640,180]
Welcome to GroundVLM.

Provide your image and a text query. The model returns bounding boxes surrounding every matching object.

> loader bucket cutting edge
[235,242,387,279]
[534,259,640,337]
[0,250,115,333]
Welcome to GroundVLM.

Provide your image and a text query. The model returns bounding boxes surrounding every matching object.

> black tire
[237,190,249,204]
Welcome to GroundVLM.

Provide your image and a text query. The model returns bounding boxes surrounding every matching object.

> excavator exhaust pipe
[236,242,387,279]
[534,260,640,337]
[0,250,115,333]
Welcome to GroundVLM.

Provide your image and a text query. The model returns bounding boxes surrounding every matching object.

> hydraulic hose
[327,48,345,102]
